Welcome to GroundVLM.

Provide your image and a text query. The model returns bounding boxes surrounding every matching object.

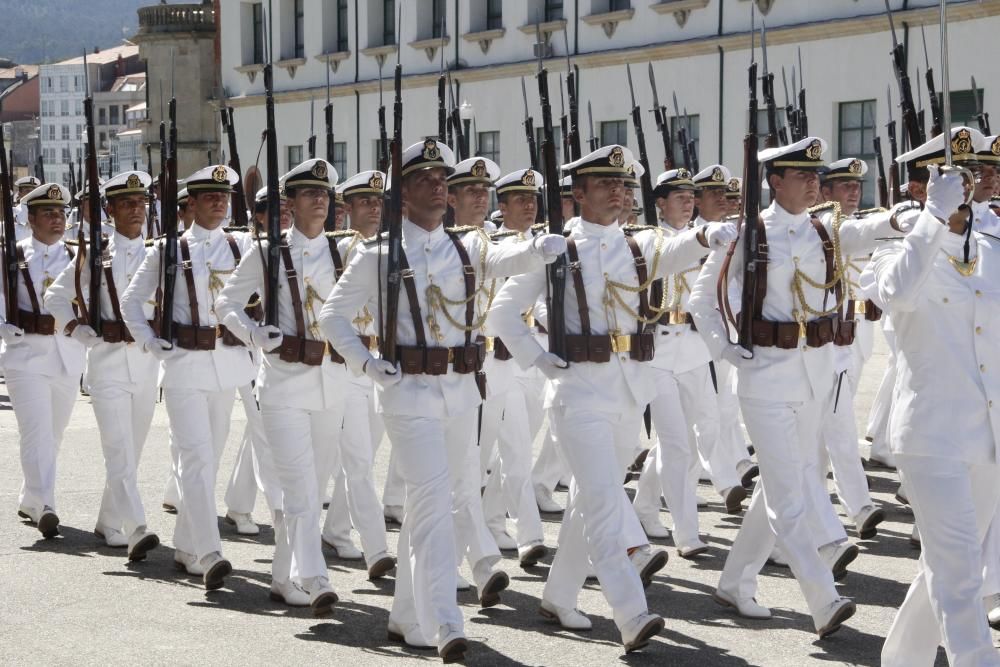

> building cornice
[227,1,996,108]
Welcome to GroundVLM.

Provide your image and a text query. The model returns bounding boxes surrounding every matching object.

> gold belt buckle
[669,310,687,325]
[611,334,632,353]
[483,336,495,352]
[447,347,455,362]
[854,299,867,315]
[369,336,380,351]
[523,313,535,327]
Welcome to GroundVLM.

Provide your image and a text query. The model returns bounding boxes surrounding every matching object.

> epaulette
[363,231,389,246]
[854,206,888,218]
[808,201,837,215]
[326,229,360,239]
[490,229,520,240]
[144,238,156,247]
[530,223,547,232]
[621,224,657,234]
[224,226,249,233]
[64,239,79,247]
[445,225,480,235]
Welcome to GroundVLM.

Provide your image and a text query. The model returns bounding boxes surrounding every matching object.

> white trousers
[320,381,388,568]
[382,409,491,641]
[882,454,1000,667]
[91,378,157,536]
[260,403,337,582]
[163,387,235,559]
[531,422,568,493]
[865,324,896,465]
[820,369,872,521]
[7,369,79,513]
[715,359,750,470]
[481,373,546,548]
[718,396,841,619]
[543,405,648,630]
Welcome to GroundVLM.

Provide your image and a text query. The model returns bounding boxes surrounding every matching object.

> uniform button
[207,261,212,267]
[991,400,995,408]
[304,251,310,256]
[601,243,607,249]
[425,247,431,252]
[981,364,986,372]
[977,290,983,297]
[942,297,949,303]
[793,256,799,261]
[977,326,983,334]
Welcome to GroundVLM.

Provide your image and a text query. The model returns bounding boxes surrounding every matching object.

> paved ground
[0,332,963,666]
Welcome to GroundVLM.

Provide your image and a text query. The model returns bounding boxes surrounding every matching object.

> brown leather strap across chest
[16,244,72,335]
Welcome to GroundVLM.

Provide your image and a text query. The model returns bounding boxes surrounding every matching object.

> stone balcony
[137,2,216,35]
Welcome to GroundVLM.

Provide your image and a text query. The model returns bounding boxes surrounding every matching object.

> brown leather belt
[660,311,697,331]
[18,309,55,335]
[749,315,844,349]
[564,332,654,363]
[396,342,485,375]
[101,318,159,344]
[489,336,513,361]
[174,324,245,351]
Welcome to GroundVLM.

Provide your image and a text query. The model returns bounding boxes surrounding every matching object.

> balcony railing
[137,3,215,35]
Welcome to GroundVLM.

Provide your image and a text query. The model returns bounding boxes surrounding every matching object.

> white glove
[532,234,568,263]
[721,344,754,369]
[0,322,25,346]
[925,165,967,222]
[70,324,102,348]
[703,222,739,249]
[143,337,183,362]
[364,357,402,389]
[249,324,283,352]
[534,351,568,381]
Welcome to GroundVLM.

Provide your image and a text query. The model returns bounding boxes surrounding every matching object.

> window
[544,0,564,21]
[535,127,563,170]
[47,125,55,141]
[332,141,347,178]
[99,131,107,148]
[373,139,389,169]
[75,100,83,116]
[336,0,349,52]
[74,75,83,91]
[62,148,70,162]
[486,0,502,29]
[294,0,305,58]
[478,131,500,165]
[609,0,631,9]
[669,114,700,168]
[60,100,69,116]
[59,76,67,92]
[754,108,788,145]
[76,124,82,139]
[110,106,119,126]
[98,107,106,125]
[942,89,983,128]
[287,145,303,170]
[600,120,628,148]
[383,0,396,46]
[252,2,265,64]
[432,0,446,38]
[61,125,70,140]
[837,100,877,207]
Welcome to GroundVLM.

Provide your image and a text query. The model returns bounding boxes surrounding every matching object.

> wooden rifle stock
[537,67,567,361]
[83,96,102,332]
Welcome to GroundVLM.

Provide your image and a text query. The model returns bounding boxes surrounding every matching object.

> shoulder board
[223,226,249,233]
[490,229,520,240]
[445,225,480,235]
[854,206,888,218]
[363,231,389,247]
[64,239,79,247]
[621,224,657,234]
[807,201,837,215]
[325,229,360,239]
[144,238,156,247]
[874,236,905,242]
[530,223,547,232]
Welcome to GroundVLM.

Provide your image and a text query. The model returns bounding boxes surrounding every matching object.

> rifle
[159,53,180,342]
[262,1,280,327]
[0,110,17,326]
[760,23,780,148]
[626,64,656,226]
[563,29,581,161]
[737,53,761,351]
[586,100,599,152]
[307,96,317,159]
[780,67,793,145]
[887,86,900,205]
[447,73,467,160]
[324,64,337,232]
[869,107,889,208]
[558,76,570,164]
[377,64,389,173]
[437,15,447,142]
[520,77,538,171]
[796,48,808,138]
[672,92,692,171]
[921,23,943,137]
[916,71,926,139]
[972,76,991,135]
[884,0,924,148]
[83,52,102,334]
[537,63,567,362]
[220,102,249,228]
[648,64,673,169]
[381,2,404,366]
[685,106,699,173]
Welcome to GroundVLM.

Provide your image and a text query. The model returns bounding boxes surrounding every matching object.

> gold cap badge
[212,165,229,183]
[369,173,384,190]
[522,170,536,186]
[991,137,1000,156]
[47,185,62,201]
[676,168,690,179]
[470,159,487,178]
[848,159,863,174]
[311,161,328,179]
[126,174,142,189]
[422,139,440,161]
[609,146,625,168]
[727,177,741,193]
[805,140,823,160]
[952,129,973,154]
[711,167,724,181]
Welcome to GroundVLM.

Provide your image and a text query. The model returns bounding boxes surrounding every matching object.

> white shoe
[630,545,668,588]
[95,524,128,548]
[854,505,886,540]
[383,504,404,525]
[814,597,856,638]
[535,484,563,513]
[302,576,339,617]
[491,529,517,551]
[269,578,311,606]
[127,527,159,562]
[322,535,364,560]
[437,623,468,664]
[539,599,592,630]
[387,618,433,649]
[620,613,664,653]
[677,540,710,560]
[984,593,1000,630]
[819,541,859,581]
[224,510,259,536]
[456,572,472,591]
[200,552,232,590]
[173,549,204,576]
[518,542,548,568]
[712,587,772,619]
[639,514,671,540]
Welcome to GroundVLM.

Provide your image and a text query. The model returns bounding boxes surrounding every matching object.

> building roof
[109,73,146,93]
[0,65,38,81]
[55,43,139,66]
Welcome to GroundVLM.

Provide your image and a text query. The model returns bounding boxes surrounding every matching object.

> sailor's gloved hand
[364,357,402,388]
[702,222,739,249]
[70,324,102,348]
[0,322,25,346]
[721,344,754,369]
[532,234,568,263]
[143,337,183,362]
[249,324,283,352]
[534,351,568,381]
[925,165,967,223]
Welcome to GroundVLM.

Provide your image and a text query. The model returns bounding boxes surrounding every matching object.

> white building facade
[219,0,1000,208]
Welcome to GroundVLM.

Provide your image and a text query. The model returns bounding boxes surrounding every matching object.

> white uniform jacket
[120,223,255,392]
[318,218,548,419]
[861,209,1000,464]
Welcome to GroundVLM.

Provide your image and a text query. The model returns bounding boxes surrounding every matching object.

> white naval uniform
[631,221,742,550]
[863,210,1000,667]
[44,231,159,539]
[13,204,31,241]
[489,217,709,628]
[0,236,85,515]
[216,225,353,584]
[690,201,893,621]
[120,223,256,561]
[317,233,390,569]
[319,218,547,642]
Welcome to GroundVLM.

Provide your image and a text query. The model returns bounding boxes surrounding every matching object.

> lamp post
[459,99,474,159]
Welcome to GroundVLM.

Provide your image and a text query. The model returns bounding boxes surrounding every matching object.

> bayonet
[972,75,991,134]
[648,62,672,168]
[626,63,657,226]
[307,96,316,159]
[587,100,598,151]
[885,0,924,147]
